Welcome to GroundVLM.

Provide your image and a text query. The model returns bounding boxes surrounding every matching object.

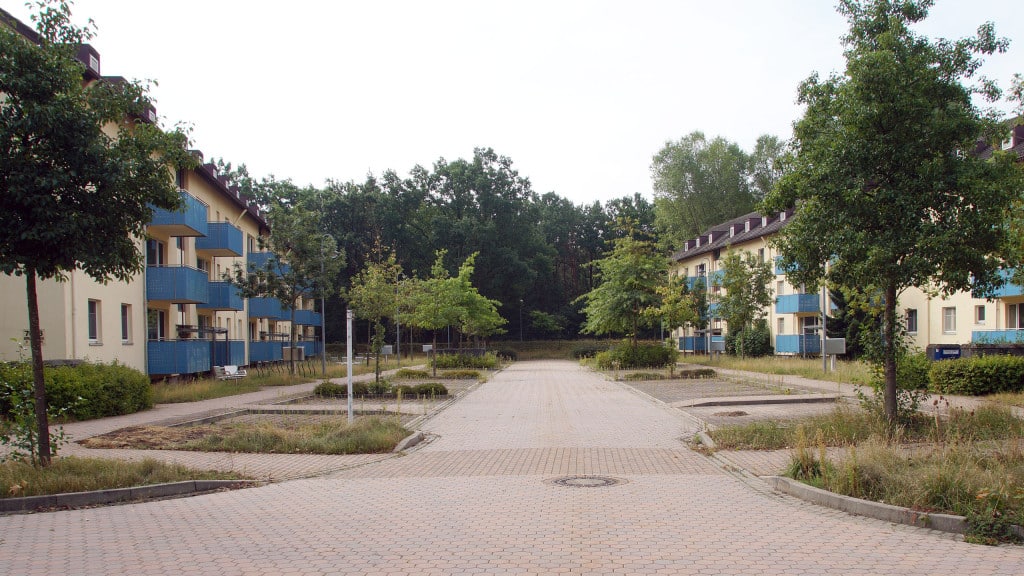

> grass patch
[710,404,1024,451]
[1,456,243,498]
[82,417,409,455]
[985,391,1024,408]
[687,355,872,386]
[623,372,666,381]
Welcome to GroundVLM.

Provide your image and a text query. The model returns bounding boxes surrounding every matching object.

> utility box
[824,338,846,355]
[710,340,726,353]
[381,345,393,355]
[927,344,962,361]
[422,344,433,352]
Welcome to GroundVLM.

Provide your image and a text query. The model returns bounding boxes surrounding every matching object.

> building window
[975,305,986,325]
[777,317,785,335]
[197,258,209,273]
[148,309,166,340]
[906,309,918,333]
[777,280,785,296]
[942,307,957,334]
[248,235,256,254]
[121,304,132,343]
[146,239,165,267]
[758,248,765,263]
[88,300,101,343]
[1009,304,1024,330]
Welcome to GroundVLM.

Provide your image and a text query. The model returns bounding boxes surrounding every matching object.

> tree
[714,251,774,357]
[228,189,344,374]
[577,235,666,347]
[0,2,194,465]
[345,250,402,384]
[763,0,1022,423]
[646,274,702,343]
[451,253,506,345]
[406,250,467,376]
[651,132,757,249]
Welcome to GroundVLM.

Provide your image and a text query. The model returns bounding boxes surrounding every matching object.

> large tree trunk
[883,282,898,424]
[26,271,52,467]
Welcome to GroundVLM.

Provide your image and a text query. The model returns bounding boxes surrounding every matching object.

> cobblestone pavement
[2,360,1024,575]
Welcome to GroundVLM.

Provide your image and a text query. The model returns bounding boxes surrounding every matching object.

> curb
[0,480,261,515]
[765,475,969,533]
[678,394,841,408]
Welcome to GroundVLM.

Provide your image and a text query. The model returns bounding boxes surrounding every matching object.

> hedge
[595,344,678,370]
[0,361,152,421]
[928,355,1024,396]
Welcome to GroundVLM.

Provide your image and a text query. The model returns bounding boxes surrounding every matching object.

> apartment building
[0,10,322,377]
[672,121,1024,357]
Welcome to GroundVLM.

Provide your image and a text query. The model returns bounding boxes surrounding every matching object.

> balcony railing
[247,251,290,275]
[211,340,246,366]
[196,222,243,257]
[147,339,211,375]
[198,281,244,311]
[250,341,284,362]
[149,189,208,237]
[293,341,323,357]
[972,329,1024,344]
[292,309,322,326]
[972,269,1023,299]
[249,297,288,320]
[776,334,821,354]
[775,294,820,314]
[146,266,209,304]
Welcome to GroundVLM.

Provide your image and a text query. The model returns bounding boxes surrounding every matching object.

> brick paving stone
[1,360,1023,575]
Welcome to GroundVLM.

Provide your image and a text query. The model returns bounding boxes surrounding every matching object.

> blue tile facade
[249,297,287,319]
[292,309,322,326]
[250,341,284,362]
[147,339,211,375]
[146,266,209,303]
[196,222,243,256]
[775,294,820,314]
[210,340,246,366]
[776,334,821,354]
[198,281,244,311]
[150,190,208,237]
[972,329,1024,344]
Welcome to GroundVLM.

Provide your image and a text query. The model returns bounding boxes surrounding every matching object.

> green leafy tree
[452,253,506,345]
[0,2,194,465]
[577,235,667,347]
[763,0,1022,422]
[345,250,402,384]
[714,251,774,357]
[651,132,757,249]
[406,250,466,376]
[228,189,344,374]
[647,274,702,340]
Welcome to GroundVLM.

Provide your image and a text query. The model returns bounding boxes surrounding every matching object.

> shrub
[623,372,665,381]
[595,344,678,370]
[678,368,716,379]
[725,323,773,357]
[394,368,429,380]
[393,384,417,397]
[31,361,151,421]
[441,369,481,380]
[570,344,607,359]
[414,383,448,396]
[433,352,498,370]
[313,381,369,397]
[929,355,1024,396]
[495,349,517,361]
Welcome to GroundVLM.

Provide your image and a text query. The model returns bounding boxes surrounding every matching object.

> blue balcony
[211,340,246,366]
[294,341,323,357]
[198,281,244,311]
[972,329,1024,344]
[147,339,211,375]
[247,251,290,275]
[250,341,284,362]
[679,336,706,352]
[972,269,1024,299]
[293,309,322,326]
[146,266,209,304]
[776,294,820,314]
[249,297,287,319]
[196,222,243,257]
[149,190,208,237]
[776,334,821,354]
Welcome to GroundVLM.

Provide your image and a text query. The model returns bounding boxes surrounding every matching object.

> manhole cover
[548,475,626,488]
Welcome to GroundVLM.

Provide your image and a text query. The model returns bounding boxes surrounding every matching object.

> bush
[4,361,153,421]
[929,355,1024,396]
[313,381,369,397]
[441,370,481,380]
[677,368,716,379]
[433,352,498,370]
[725,323,773,357]
[414,383,448,396]
[393,384,417,396]
[394,368,429,380]
[494,349,517,361]
[623,372,665,381]
[570,344,607,359]
[595,344,678,370]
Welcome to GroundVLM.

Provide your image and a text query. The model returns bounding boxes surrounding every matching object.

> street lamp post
[346,308,354,423]
[519,299,524,342]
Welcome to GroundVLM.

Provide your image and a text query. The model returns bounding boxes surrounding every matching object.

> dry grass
[82,416,409,455]
[686,355,873,386]
[1,457,243,498]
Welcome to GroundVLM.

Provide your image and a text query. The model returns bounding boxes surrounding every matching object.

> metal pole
[822,285,828,373]
[321,292,326,377]
[346,308,354,423]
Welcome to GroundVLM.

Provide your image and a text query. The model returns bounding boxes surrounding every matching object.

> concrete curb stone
[0,480,261,514]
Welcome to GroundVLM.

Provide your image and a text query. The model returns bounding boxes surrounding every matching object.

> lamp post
[395,273,404,368]
[319,233,336,377]
[346,308,354,423]
[519,299,524,342]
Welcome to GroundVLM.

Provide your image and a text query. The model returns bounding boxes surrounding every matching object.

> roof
[670,211,790,263]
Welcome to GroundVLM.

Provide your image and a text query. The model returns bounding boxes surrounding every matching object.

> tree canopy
[763,0,1023,422]
[0,0,194,465]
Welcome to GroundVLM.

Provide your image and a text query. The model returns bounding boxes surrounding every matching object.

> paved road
[2,360,1023,575]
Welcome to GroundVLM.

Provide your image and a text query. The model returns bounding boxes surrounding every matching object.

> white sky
[6,0,1023,204]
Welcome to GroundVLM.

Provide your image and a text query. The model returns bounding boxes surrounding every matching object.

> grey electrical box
[382,345,393,355]
[710,340,726,353]
[824,338,846,355]
[422,344,433,352]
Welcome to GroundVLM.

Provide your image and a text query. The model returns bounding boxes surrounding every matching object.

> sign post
[346,308,354,423]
